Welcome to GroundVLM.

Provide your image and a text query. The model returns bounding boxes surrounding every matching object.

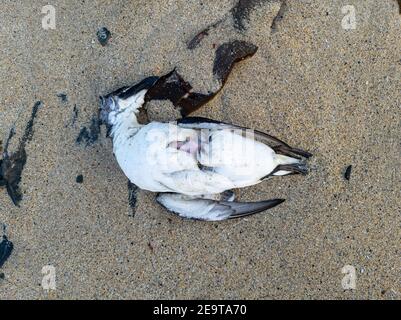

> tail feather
[273,163,309,176]
[263,153,309,180]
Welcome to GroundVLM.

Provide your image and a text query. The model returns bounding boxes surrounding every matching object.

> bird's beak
[99,95,114,125]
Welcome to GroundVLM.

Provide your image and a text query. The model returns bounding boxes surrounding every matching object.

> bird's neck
[110,109,142,151]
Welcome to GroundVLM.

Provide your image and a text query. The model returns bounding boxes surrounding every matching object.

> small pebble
[97,27,111,46]
[76,175,84,184]
[57,93,68,102]
[344,165,352,181]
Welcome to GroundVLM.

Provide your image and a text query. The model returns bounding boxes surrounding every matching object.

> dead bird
[99,76,312,222]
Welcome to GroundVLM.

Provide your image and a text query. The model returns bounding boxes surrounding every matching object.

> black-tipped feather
[227,199,286,220]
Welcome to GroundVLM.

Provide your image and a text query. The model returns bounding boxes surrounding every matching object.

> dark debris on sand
[97,27,111,46]
[145,41,258,116]
[0,235,13,269]
[213,40,258,84]
[128,181,139,218]
[76,116,101,146]
[0,101,42,206]
[344,165,353,181]
[57,93,68,103]
[231,0,272,31]
[76,175,84,184]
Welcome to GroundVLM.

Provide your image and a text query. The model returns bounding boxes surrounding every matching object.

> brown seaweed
[145,69,214,117]
[146,41,258,116]
[213,40,258,84]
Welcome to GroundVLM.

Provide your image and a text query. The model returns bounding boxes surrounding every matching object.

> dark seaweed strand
[3,126,16,156]
[145,69,214,117]
[72,105,79,125]
[57,93,68,102]
[0,129,14,186]
[0,129,15,191]
[0,235,14,269]
[128,181,138,217]
[76,116,101,146]
[0,162,3,187]
[0,101,42,206]
[145,42,257,117]
[21,101,42,147]
[213,41,258,84]
[231,0,270,31]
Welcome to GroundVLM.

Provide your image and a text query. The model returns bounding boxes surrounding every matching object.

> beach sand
[0,0,400,299]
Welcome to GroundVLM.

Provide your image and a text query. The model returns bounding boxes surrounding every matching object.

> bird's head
[99,76,159,128]
[99,94,118,126]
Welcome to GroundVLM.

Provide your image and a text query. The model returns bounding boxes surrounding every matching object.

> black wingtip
[292,148,313,159]
[272,199,286,206]
[229,198,286,220]
[261,198,286,210]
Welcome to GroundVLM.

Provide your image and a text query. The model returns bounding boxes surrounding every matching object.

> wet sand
[0,0,400,299]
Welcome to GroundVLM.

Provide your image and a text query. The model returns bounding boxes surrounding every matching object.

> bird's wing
[160,170,235,196]
[157,193,285,222]
[177,117,312,159]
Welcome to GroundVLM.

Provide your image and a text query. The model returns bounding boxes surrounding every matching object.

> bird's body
[115,121,300,196]
[100,77,311,221]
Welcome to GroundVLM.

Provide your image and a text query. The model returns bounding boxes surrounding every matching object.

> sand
[0,0,400,299]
